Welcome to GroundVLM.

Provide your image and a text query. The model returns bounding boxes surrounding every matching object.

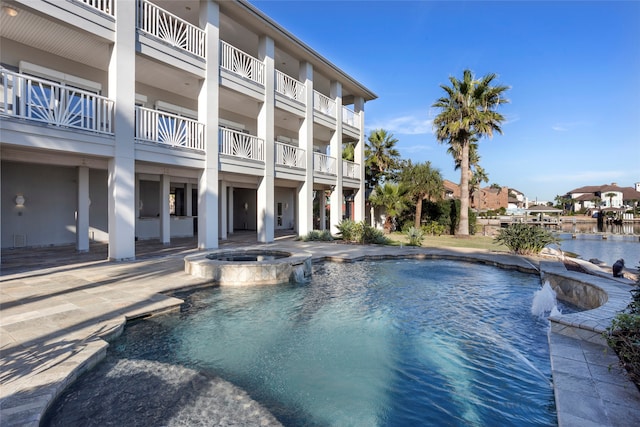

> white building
[0,0,376,261]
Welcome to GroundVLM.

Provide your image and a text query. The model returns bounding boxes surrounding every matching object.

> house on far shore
[508,188,527,210]
[442,180,509,211]
[564,183,640,213]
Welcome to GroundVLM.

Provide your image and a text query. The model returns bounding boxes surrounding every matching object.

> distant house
[443,180,508,211]
[508,188,527,210]
[565,183,640,212]
[443,180,460,200]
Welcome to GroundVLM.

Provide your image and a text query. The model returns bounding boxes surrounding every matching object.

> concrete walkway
[1,238,639,426]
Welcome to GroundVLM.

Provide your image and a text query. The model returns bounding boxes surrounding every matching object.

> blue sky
[251,0,640,203]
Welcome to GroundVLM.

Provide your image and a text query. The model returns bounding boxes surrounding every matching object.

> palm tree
[368,182,409,233]
[400,161,444,228]
[432,69,510,236]
[365,129,401,189]
[469,166,489,208]
[604,192,616,208]
[342,142,355,161]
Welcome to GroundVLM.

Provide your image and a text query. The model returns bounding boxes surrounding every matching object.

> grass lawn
[386,232,509,252]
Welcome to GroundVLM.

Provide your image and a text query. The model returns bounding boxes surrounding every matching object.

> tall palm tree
[369,182,409,233]
[365,129,401,189]
[400,161,444,228]
[432,69,509,236]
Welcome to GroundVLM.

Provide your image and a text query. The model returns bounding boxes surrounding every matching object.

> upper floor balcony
[0,68,114,135]
[1,67,360,183]
[137,0,205,59]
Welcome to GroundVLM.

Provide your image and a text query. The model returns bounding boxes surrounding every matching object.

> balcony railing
[342,160,360,179]
[342,106,359,128]
[137,0,205,58]
[275,70,305,102]
[0,69,114,134]
[313,152,336,175]
[313,91,335,117]
[275,142,306,168]
[220,41,265,86]
[219,127,264,161]
[135,106,204,150]
[78,0,114,15]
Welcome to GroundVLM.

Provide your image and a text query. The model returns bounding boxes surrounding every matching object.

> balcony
[313,152,336,175]
[342,160,360,179]
[314,91,336,117]
[219,127,264,162]
[275,70,305,102]
[137,0,206,59]
[220,41,265,86]
[0,68,114,134]
[275,142,306,168]
[78,0,114,16]
[135,107,204,150]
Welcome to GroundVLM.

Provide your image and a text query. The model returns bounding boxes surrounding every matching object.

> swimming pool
[45,259,557,426]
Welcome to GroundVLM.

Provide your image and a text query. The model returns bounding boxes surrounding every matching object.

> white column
[107,0,136,260]
[329,81,343,234]
[198,1,220,249]
[353,96,365,222]
[298,61,314,235]
[76,166,90,252]
[257,35,275,243]
[220,181,228,240]
[159,174,170,244]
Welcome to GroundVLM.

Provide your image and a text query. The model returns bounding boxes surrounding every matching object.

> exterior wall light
[15,194,25,207]
[3,6,18,17]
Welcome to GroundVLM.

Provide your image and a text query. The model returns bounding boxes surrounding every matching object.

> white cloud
[551,121,589,132]
[367,113,433,135]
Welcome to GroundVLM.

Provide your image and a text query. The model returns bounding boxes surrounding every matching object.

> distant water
[555,233,640,267]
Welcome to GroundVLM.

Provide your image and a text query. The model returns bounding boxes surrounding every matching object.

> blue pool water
[102,259,557,426]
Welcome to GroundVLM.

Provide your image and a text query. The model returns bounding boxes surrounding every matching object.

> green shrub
[405,226,424,246]
[605,264,640,388]
[421,221,447,236]
[336,219,389,245]
[302,230,333,241]
[493,223,559,255]
[336,219,359,242]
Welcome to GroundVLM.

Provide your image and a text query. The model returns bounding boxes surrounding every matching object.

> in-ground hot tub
[184,249,312,285]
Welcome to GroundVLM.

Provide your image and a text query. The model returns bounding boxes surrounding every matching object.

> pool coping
[1,243,639,426]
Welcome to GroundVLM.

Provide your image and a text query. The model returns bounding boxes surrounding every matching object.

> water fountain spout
[531,281,561,317]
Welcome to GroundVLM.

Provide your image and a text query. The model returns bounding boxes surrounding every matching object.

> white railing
[137,0,205,58]
[220,41,265,85]
[342,106,359,128]
[342,160,360,179]
[135,106,204,150]
[0,68,114,134]
[313,152,336,175]
[275,142,306,168]
[78,0,114,15]
[219,127,264,161]
[275,70,305,102]
[313,91,336,116]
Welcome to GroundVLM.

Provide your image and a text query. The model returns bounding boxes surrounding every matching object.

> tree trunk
[414,197,423,229]
[457,141,470,236]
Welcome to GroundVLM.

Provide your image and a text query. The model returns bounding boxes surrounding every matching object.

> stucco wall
[1,162,109,248]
